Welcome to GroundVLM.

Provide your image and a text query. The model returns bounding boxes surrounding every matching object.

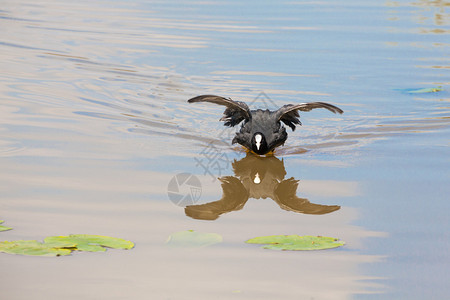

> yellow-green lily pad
[245,235,345,251]
[402,86,443,94]
[0,234,134,256]
[44,234,135,252]
[166,230,222,248]
[0,240,73,256]
[0,220,12,232]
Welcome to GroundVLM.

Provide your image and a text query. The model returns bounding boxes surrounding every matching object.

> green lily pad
[44,234,135,252]
[0,240,73,256]
[402,86,443,94]
[0,234,134,256]
[0,220,12,232]
[245,235,345,251]
[166,230,222,248]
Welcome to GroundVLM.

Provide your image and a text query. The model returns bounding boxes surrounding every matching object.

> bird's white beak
[255,134,262,150]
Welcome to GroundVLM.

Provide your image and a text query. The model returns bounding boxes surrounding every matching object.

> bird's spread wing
[276,102,344,131]
[273,178,340,215]
[188,95,251,127]
[184,176,249,220]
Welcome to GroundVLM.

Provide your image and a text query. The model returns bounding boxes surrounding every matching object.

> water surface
[1,1,449,299]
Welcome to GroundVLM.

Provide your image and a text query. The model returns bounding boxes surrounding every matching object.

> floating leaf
[0,234,134,256]
[166,230,222,248]
[400,86,443,94]
[0,240,73,256]
[0,220,12,232]
[44,234,135,252]
[245,235,345,251]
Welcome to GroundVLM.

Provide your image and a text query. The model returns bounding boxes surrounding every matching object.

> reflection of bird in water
[185,153,340,220]
[188,95,343,155]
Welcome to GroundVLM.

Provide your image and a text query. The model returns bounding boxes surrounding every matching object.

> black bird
[188,95,344,155]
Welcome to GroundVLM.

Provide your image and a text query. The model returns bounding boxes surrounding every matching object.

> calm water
[1,0,449,299]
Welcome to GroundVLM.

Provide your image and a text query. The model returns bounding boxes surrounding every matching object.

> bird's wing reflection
[273,178,340,215]
[185,176,249,221]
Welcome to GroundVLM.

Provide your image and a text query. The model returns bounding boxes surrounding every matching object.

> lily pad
[401,86,443,94]
[0,240,73,256]
[0,234,134,256]
[245,235,345,251]
[166,230,222,248]
[44,234,135,252]
[0,220,12,232]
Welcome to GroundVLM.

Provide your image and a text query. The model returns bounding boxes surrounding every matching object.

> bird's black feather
[221,101,250,126]
[276,102,343,131]
[188,95,250,127]
[277,106,302,131]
